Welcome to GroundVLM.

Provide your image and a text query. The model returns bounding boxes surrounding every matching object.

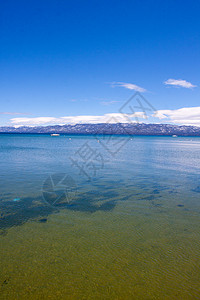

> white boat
[51,133,60,136]
[172,135,178,137]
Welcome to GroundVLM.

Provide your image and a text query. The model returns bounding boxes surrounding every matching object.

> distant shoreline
[1,133,200,137]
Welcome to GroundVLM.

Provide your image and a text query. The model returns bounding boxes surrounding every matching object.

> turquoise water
[0,134,200,299]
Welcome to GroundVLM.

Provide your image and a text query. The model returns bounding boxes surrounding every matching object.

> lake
[0,134,200,299]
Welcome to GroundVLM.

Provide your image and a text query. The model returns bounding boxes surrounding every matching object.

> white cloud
[10,117,57,126]
[10,106,200,127]
[155,107,200,126]
[110,82,146,92]
[10,113,148,127]
[164,79,197,89]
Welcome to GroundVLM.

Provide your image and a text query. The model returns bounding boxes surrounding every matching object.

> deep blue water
[1,134,200,227]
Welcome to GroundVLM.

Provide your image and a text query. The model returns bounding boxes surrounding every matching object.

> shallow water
[0,134,200,299]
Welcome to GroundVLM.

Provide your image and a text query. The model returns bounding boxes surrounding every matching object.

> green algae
[0,198,200,300]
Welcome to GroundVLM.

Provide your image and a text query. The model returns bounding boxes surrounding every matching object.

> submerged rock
[38,218,47,223]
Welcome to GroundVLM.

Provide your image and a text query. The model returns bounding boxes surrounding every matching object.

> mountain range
[1,123,200,136]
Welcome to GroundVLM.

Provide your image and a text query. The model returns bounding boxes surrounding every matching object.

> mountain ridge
[1,123,200,136]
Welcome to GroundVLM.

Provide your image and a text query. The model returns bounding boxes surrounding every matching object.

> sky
[1,0,200,127]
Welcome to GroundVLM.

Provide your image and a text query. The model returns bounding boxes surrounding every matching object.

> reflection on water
[0,134,200,299]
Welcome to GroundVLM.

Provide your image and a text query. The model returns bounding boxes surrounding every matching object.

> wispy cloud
[110,82,146,92]
[100,100,120,106]
[0,112,30,115]
[164,79,197,89]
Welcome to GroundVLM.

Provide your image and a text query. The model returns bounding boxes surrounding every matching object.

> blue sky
[1,0,200,126]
